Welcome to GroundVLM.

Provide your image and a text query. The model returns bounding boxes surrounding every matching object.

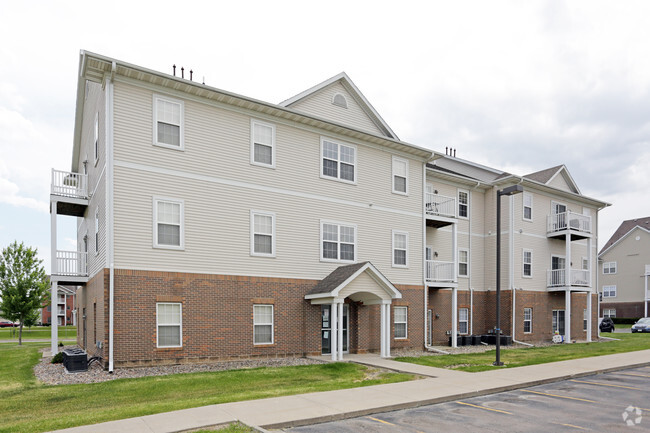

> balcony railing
[51,169,88,199]
[425,193,456,218]
[55,250,88,277]
[57,307,65,315]
[426,260,456,282]
[547,211,591,235]
[547,268,590,288]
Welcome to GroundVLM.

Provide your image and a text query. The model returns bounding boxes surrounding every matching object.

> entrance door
[552,202,567,230]
[321,305,348,355]
[552,309,566,335]
[551,256,566,286]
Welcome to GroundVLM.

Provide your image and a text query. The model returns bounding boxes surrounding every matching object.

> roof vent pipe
[173,65,176,76]
[445,146,448,155]
[190,70,193,81]
[454,149,456,157]
[181,67,184,79]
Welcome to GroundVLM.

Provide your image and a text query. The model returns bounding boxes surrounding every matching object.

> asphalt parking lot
[282,367,650,432]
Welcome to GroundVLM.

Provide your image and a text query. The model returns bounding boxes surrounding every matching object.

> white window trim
[603,261,617,275]
[320,220,357,263]
[392,230,409,268]
[94,209,99,256]
[523,249,533,278]
[458,308,469,335]
[250,210,276,258]
[94,112,99,166]
[250,119,276,169]
[153,94,185,151]
[581,257,589,271]
[392,156,409,196]
[458,248,469,278]
[523,307,532,334]
[604,308,616,318]
[394,306,408,339]
[458,189,469,219]
[156,302,182,348]
[603,285,617,298]
[583,309,588,331]
[153,197,185,250]
[522,192,533,221]
[320,137,357,184]
[253,304,274,345]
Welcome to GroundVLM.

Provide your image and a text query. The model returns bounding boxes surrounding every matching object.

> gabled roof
[279,72,399,140]
[523,164,580,194]
[599,216,650,256]
[305,261,401,301]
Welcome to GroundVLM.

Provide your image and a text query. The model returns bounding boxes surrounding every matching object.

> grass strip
[0,326,77,340]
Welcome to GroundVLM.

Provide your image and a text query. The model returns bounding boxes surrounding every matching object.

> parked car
[631,317,650,333]
[599,317,615,332]
[0,320,16,328]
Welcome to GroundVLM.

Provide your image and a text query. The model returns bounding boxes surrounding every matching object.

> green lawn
[0,326,76,340]
[0,343,412,433]
[396,333,650,372]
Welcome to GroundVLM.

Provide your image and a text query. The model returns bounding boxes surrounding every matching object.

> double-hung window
[523,249,532,278]
[321,221,356,262]
[458,249,469,277]
[392,157,408,195]
[94,112,99,165]
[157,303,182,347]
[253,304,273,345]
[394,306,407,339]
[94,209,99,255]
[250,211,275,257]
[604,309,616,318]
[603,262,616,274]
[392,230,408,268]
[523,308,532,333]
[154,198,184,249]
[459,308,469,334]
[523,192,532,221]
[458,190,469,218]
[153,95,184,149]
[321,138,356,183]
[251,120,275,168]
[603,285,617,298]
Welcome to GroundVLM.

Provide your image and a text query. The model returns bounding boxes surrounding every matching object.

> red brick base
[600,302,648,319]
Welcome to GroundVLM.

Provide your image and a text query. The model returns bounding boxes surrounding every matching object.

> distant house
[598,217,650,319]
[41,286,76,326]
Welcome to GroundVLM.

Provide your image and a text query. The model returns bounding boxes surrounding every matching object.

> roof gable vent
[332,93,348,109]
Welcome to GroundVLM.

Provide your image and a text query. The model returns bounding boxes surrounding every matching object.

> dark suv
[599,317,615,333]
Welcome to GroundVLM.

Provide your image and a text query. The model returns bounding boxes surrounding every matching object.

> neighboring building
[598,217,650,319]
[41,286,76,326]
[49,51,608,370]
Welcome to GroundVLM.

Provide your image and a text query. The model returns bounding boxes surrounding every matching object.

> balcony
[53,250,88,284]
[426,260,457,287]
[51,169,88,217]
[425,193,456,228]
[547,268,590,290]
[547,212,591,240]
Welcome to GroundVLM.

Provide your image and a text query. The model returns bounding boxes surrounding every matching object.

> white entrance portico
[305,262,402,360]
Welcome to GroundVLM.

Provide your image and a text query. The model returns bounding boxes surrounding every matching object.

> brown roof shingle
[307,262,369,296]
[600,216,650,254]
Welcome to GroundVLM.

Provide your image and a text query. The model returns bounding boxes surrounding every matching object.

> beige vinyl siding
[287,82,385,137]
[547,172,574,193]
[600,227,650,303]
[112,82,421,214]
[339,271,388,299]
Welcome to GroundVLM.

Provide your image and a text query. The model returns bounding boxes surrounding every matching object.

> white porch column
[451,287,458,348]
[565,234,572,343]
[452,223,458,282]
[565,289,571,343]
[331,302,338,362]
[337,302,344,361]
[587,289,592,342]
[383,301,392,358]
[380,303,386,358]
[50,200,58,355]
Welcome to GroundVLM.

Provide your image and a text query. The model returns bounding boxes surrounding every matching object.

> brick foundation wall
[600,302,647,319]
[76,270,108,360]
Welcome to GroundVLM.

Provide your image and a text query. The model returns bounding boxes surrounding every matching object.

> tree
[0,242,50,345]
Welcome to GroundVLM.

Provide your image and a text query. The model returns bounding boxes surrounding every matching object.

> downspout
[106,62,116,372]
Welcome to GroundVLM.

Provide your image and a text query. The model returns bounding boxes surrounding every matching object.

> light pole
[494,184,524,366]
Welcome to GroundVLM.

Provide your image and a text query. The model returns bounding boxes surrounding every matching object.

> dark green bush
[51,352,63,364]
[612,317,640,325]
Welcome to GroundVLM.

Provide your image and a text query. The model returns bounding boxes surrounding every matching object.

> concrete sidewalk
[49,349,650,433]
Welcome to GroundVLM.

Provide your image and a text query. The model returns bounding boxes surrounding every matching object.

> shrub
[612,317,640,325]
[51,352,63,364]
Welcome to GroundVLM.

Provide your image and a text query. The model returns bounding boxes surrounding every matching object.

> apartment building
[598,217,650,319]
[40,286,76,326]
[49,51,608,369]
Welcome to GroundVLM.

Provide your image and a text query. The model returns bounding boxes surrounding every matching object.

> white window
[458,249,469,277]
[250,211,275,257]
[458,190,469,218]
[157,303,182,347]
[253,304,273,345]
[321,138,356,183]
[94,209,99,255]
[603,285,617,298]
[582,257,589,270]
[583,309,588,331]
[523,192,532,221]
[523,308,532,333]
[392,157,408,195]
[603,262,617,274]
[604,309,616,318]
[153,95,184,150]
[94,112,99,165]
[523,249,532,278]
[153,198,184,249]
[321,221,356,262]
[250,119,275,168]
[394,306,407,339]
[459,308,469,334]
[392,230,408,268]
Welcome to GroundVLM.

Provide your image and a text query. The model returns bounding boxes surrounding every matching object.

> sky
[1,0,649,272]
